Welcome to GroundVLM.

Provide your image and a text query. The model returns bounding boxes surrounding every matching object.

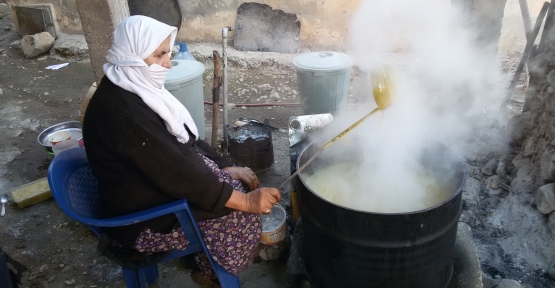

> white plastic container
[293,52,353,115]
[165,60,206,140]
[52,139,80,156]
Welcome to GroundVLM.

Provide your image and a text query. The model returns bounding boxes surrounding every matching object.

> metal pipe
[203,101,301,107]
[222,26,232,157]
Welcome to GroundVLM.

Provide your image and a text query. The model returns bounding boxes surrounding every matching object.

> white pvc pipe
[222,26,231,157]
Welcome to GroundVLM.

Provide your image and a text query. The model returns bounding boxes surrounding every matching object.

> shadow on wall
[127,0,181,29]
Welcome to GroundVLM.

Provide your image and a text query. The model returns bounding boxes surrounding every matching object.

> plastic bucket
[165,60,206,140]
[260,204,286,245]
[293,52,353,115]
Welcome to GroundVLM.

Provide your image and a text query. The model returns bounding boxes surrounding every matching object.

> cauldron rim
[296,140,468,216]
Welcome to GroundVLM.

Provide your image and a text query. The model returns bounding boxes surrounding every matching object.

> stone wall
[520,24,555,174]
[511,10,555,237]
[6,0,82,35]
[177,0,361,51]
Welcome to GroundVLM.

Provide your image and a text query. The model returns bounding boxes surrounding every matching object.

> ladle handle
[278,107,382,190]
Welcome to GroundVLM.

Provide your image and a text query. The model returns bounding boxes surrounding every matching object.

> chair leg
[145,265,159,285]
[213,264,241,288]
[122,267,141,288]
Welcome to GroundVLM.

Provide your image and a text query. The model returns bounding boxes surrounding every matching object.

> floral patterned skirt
[134,155,262,279]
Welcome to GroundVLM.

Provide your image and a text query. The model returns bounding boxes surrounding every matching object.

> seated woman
[82,15,281,284]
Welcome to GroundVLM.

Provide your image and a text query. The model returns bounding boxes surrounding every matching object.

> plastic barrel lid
[165,60,206,85]
[293,51,353,72]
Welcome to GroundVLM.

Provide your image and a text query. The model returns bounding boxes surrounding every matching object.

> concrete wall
[3,0,546,54]
[177,0,545,53]
[177,0,361,51]
[6,0,82,35]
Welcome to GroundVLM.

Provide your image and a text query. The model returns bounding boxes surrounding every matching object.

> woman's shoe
[173,254,199,271]
[191,269,221,288]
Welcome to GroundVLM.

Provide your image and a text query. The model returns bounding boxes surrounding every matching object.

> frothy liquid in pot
[303,162,451,213]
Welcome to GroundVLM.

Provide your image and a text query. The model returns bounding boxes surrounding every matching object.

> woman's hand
[245,187,281,214]
[223,166,260,191]
[225,187,281,214]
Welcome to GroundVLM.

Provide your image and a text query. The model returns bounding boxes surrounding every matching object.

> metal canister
[260,204,286,245]
[228,118,274,173]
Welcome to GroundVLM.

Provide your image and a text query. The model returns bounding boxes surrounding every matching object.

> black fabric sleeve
[193,139,233,169]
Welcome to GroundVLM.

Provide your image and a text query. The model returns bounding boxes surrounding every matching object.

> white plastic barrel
[165,60,206,140]
[293,52,353,115]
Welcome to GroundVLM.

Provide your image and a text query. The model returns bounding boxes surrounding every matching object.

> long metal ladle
[277,67,395,190]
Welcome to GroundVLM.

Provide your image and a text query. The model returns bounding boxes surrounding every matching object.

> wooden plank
[211,50,222,148]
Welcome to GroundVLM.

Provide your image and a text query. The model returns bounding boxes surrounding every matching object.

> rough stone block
[546,69,555,84]
[549,212,555,236]
[496,159,508,178]
[462,177,481,206]
[234,3,300,54]
[506,112,530,147]
[49,33,89,60]
[257,229,290,261]
[448,222,483,288]
[535,183,555,214]
[485,176,504,197]
[10,178,52,209]
[482,272,500,288]
[21,31,54,58]
[498,279,523,288]
[10,40,21,50]
[510,165,535,205]
[540,150,555,183]
[481,158,499,176]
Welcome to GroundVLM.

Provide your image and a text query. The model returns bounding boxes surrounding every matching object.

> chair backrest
[48,148,102,220]
[66,165,101,218]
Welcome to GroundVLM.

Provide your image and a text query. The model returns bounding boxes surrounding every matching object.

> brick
[10,178,52,209]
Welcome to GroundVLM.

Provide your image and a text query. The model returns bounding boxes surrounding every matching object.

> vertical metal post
[222,26,232,157]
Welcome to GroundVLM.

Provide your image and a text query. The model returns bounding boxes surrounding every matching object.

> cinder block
[10,178,52,209]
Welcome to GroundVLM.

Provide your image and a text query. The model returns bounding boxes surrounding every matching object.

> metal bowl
[37,121,83,147]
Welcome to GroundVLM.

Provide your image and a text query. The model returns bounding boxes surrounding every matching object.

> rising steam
[302,0,506,213]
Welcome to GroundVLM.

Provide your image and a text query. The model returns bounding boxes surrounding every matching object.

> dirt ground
[2,3,555,288]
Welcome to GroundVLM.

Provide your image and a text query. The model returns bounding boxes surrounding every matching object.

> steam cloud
[303,0,506,213]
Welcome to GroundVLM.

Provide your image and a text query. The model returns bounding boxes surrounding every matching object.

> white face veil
[103,15,199,143]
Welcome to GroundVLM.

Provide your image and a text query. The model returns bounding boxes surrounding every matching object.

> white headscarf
[103,15,199,143]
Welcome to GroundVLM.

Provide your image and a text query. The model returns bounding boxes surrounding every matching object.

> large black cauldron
[297,142,467,288]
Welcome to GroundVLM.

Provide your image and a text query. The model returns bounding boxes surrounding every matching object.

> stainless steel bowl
[37,121,83,147]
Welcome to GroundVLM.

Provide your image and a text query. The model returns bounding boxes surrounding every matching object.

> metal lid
[293,51,353,72]
[165,59,205,85]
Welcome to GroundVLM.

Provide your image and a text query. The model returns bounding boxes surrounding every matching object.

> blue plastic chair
[47,148,241,288]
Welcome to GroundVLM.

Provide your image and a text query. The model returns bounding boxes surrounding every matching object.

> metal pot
[296,141,467,288]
